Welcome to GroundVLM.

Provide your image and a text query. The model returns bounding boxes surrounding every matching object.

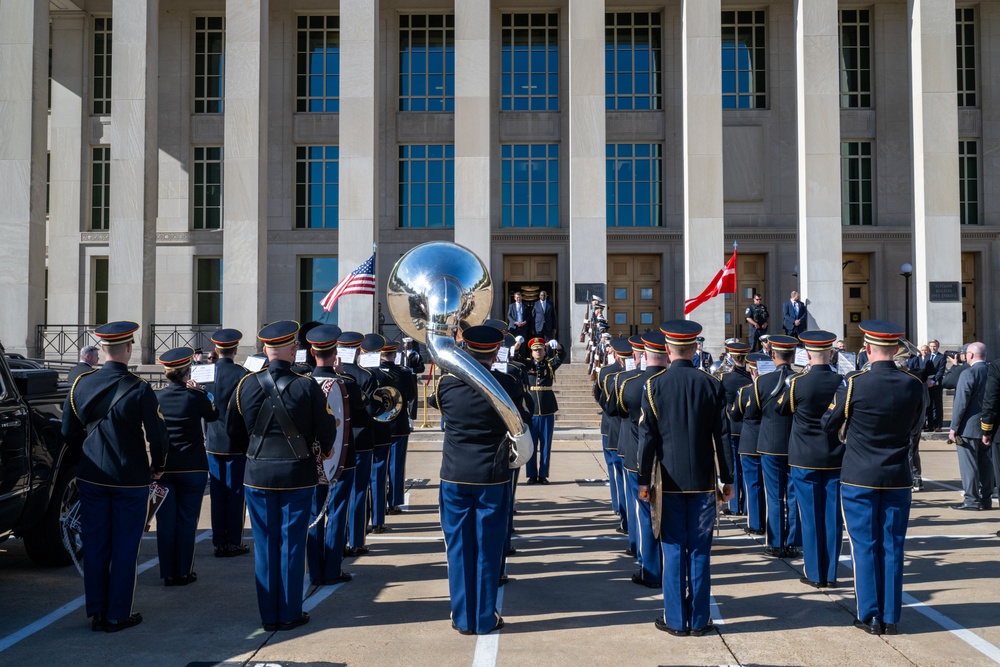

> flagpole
[372,243,378,335]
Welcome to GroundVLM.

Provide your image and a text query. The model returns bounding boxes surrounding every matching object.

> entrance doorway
[503,254,557,335]
[842,253,870,352]
[724,253,766,342]
[607,255,661,337]
[962,252,976,343]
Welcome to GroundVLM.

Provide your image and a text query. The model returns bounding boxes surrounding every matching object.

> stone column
[48,14,88,327]
[794,0,843,335]
[223,0,269,357]
[108,0,159,361]
[0,0,48,356]
[454,0,492,269]
[909,0,963,348]
[682,0,725,345]
[338,1,380,333]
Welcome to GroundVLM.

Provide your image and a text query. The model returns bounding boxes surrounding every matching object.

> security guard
[821,320,926,636]
[203,328,251,557]
[719,340,753,516]
[595,336,628,533]
[638,320,732,637]
[523,337,567,484]
[153,347,219,586]
[226,321,336,632]
[379,339,417,530]
[777,331,845,588]
[603,337,640,557]
[306,324,362,585]
[745,334,800,558]
[338,331,379,557]
[732,353,767,536]
[61,321,169,632]
[430,325,531,635]
[616,333,662,588]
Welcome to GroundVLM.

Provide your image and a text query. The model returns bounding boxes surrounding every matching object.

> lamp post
[900,263,913,341]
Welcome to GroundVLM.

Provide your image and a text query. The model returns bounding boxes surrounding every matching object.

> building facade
[1,0,998,362]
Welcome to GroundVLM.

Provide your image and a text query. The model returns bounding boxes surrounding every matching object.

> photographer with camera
[942,346,970,390]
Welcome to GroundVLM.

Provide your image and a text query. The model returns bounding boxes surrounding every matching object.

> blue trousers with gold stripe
[526,414,554,479]
[622,469,640,557]
[762,454,800,549]
[349,450,374,549]
[842,484,910,625]
[602,437,621,517]
[790,467,842,585]
[659,492,716,632]
[370,444,391,528]
[207,453,247,548]
[245,486,312,626]
[156,471,207,581]
[625,469,660,582]
[388,435,409,508]
[742,454,766,532]
[307,468,354,582]
[729,436,745,514]
[440,481,509,634]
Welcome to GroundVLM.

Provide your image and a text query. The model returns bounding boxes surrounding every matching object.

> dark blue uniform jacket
[613,367,647,471]
[720,366,753,436]
[745,366,794,456]
[155,383,218,472]
[777,365,845,469]
[204,358,249,455]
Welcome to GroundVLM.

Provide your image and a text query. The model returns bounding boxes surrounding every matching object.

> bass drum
[317,378,351,484]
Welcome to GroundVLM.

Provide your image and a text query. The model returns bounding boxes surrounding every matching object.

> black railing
[36,325,101,361]
[149,325,216,357]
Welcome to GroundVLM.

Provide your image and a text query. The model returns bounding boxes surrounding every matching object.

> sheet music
[837,352,857,375]
[243,355,267,372]
[756,360,776,375]
[491,361,509,374]
[337,347,357,365]
[190,364,216,384]
[395,352,403,365]
[295,349,308,364]
[640,357,647,371]
[624,358,636,371]
[359,351,381,368]
[496,346,509,363]
[794,348,809,367]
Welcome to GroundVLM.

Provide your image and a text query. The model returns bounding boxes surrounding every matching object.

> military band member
[733,353,767,535]
[595,336,628,534]
[62,322,169,632]
[380,340,417,528]
[745,335,800,558]
[524,338,567,484]
[602,337,639,555]
[777,331,845,588]
[306,324,361,585]
[226,321,337,632]
[154,347,219,586]
[430,326,530,635]
[638,320,732,636]
[362,333,394,534]
[980,357,1000,526]
[204,328,252,557]
[719,341,753,516]
[616,333,662,588]
[821,321,926,635]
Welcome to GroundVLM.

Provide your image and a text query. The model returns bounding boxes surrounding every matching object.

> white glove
[508,427,534,469]
[548,339,559,349]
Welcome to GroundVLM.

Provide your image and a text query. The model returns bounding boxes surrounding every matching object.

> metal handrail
[36,325,101,361]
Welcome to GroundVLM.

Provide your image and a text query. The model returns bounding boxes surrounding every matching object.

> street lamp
[900,263,913,341]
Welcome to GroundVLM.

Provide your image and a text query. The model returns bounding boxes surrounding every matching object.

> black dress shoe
[451,622,475,636]
[372,525,388,533]
[507,547,517,556]
[763,546,785,558]
[262,621,281,632]
[853,618,882,635]
[799,576,822,589]
[230,543,250,556]
[744,527,765,536]
[335,571,353,583]
[952,503,981,511]
[388,506,403,515]
[278,612,310,631]
[821,580,839,588]
[498,574,509,587]
[90,614,106,632]
[164,577,177,587]
[526,477,538,485]
[214,545,227,558]
[631,572,659,588]
[539,477,549,485]
[104,613,143,633]
[883,623,898,635]
[488,616,505,633]
[690,620,715,637]
[720,507,734,516]
[177,572,197,586]
[345,546,370,557]
[783,547,802,559]
[654,616,689,636]
[615,525,627,534]
[624,548,636,557]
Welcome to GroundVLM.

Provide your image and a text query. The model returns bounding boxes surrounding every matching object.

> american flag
[320,253,376,312]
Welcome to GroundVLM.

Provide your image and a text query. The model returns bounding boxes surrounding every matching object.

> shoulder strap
[249,371,310,460]
[85,376,142,436]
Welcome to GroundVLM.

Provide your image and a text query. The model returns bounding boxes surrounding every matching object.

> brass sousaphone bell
[386,242,533,467]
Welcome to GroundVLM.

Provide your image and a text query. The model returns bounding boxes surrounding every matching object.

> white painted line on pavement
[710,595,726,626]
[0,530,211,653]
[471,586,504,667]
[922,476,962,492]
[403,491,410,511]
[303,578,349,612]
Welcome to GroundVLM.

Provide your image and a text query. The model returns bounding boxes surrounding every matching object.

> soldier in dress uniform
[777,331,845,589]
[306,324,362,586]
[226,321,337,632]
[595,336,628,534]
[430,326,530,635]
[153,347,219,586]
[745,335,801,558]
[821,321,926,636]
[379,339,417,529]
[719,341,753,517]
[601,337,639,556]
[638,320,732,637]
[523,337,567,484]
[616,332,663,588]
[338,331,380,557]
[363,333,394,534]
[732,353,767,535]
[203,328,252,557]
[61,321,169,632]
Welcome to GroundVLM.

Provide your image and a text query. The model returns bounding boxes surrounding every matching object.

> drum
[317,378,351,484]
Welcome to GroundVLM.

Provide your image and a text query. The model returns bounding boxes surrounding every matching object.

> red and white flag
[320,253,376,312]
[683,249,737,315]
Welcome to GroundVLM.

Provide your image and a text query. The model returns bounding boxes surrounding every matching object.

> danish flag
[683,249,737,315]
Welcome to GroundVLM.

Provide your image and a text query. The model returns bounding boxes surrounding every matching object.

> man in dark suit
[949,342,992,510]
[782,291,807,336]
[67,345,100,385]
[507,292,530,340]
[925,339,947,431]
[532,290,557,340]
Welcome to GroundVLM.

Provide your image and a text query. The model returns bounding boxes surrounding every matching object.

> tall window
[399,145,454,228]
[721,10,766,109]
[195,258,223,325]
[297,16,340,112]
[841,141,873,226]
[501,13,559,111]
[501,144,559,228]
[91,146,111,230]
[193,146,223,230]
[295,146,339,228]
[605,12,662,111]
[959,140,979,225]
[956,7,977,107]
[299,257,339,323]
[92,257,109,325]
[839,9,871,108]
[400,14,454,112]
[93,18,113,114]
[194,16,225,113]
[606,144,662,227]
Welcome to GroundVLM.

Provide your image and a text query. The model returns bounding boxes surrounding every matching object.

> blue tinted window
[297,16,339,113]
[721,11,766,109]
[606,143,662,227]
[606,13,662,111]
[399,144,454,228]
[501,143,559,228]
[400,14,454,112]
[295,145,338,228]
[501,13,559,111]
[299,257,339,323]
